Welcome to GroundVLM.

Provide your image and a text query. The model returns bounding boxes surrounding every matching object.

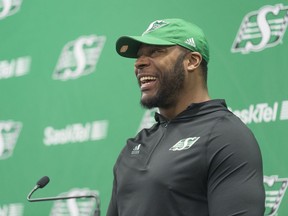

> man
[107,18,265,216]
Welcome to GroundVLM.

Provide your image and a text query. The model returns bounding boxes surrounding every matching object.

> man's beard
[140,53,186,109]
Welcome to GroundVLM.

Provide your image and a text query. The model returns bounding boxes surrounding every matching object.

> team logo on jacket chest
[169,137,200,151]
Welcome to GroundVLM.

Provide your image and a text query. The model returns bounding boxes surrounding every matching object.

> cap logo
[184,38,196,48]
[142,20,169,35]
[120,45,129,53]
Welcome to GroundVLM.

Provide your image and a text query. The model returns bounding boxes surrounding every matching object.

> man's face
[134,45,187,109]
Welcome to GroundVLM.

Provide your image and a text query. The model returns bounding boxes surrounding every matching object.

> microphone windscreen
[37,176,50,188]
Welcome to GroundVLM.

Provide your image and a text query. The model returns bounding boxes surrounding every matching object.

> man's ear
[187,52,202,71]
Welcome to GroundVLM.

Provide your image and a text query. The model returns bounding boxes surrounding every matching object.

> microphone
[27,176,100,216]
[38,176,50,188]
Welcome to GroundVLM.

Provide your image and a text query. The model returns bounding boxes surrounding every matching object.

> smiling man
[107,18,265,216]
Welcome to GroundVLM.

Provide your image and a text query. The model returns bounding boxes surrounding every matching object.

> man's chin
[140,96,158,109]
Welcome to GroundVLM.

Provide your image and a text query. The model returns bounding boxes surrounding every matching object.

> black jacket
[107,99,265,216]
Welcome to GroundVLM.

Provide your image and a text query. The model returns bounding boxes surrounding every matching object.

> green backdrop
[1,0,288,215]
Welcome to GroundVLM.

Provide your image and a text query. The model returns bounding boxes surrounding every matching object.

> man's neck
[159,94,210,120]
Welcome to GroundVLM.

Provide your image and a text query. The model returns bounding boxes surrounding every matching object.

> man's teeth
[140,76,156,82]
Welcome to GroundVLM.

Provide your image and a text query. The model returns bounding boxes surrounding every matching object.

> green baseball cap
[116,18,210,63]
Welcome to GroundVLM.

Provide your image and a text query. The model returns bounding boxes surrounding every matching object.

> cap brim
[116,35,175,58]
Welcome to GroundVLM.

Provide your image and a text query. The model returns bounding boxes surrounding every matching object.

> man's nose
[134,55,150,70]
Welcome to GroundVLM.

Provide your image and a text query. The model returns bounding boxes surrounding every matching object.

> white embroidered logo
[169,137,200,151]
[142,20,169,35]
[184,38,196,48]
[131,144,141,155]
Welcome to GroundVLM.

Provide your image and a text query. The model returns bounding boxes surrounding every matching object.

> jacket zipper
[144,121,169,168]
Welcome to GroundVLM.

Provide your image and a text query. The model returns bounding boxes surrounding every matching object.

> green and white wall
[0,0,288,215]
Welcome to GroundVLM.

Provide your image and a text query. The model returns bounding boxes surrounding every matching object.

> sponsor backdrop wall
[0,0,287,215]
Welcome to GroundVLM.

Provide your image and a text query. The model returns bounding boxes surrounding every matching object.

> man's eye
[151,48,165,55]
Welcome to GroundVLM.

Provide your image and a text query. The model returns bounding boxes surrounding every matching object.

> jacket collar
[154,99,227,124]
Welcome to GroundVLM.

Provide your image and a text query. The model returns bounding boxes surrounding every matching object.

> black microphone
[37,176,50,188]
[27,176,100,216]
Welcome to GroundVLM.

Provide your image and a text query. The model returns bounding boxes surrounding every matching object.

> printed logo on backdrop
[44,120,108,146]
[0,203,24,216]
[229,100,288,124]
[53,35,106,81]
[50,188,98,216]
[0,120,22,160]
[231,4,288,54]
[0,0,22,20]
[264,175,288,216]
[0,56,31,80]
[137,108,158,132]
